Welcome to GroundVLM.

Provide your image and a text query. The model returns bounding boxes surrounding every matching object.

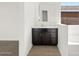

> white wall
[0,2,25,56]
[24,2,39,55]
[68,45,79,56]
[0,3,24,40]
[34,2,61,27]
[68,25,79,56]
[58,24,68,56]
[68,25,79,42]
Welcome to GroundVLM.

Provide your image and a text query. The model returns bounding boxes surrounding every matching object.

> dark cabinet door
[40,32,51,45]
[32,28,58,45]
[50,28,58,45]
[32,29,41,45]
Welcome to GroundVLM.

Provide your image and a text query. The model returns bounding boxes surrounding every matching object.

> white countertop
[32,24,67,28]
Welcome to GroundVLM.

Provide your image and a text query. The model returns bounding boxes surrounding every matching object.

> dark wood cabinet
[32,28,58,45]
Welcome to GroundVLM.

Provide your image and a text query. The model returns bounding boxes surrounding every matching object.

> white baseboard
[25,44,33,56]
[57,45,63,56]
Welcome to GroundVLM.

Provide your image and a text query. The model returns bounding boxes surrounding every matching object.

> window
[61,2,79,11]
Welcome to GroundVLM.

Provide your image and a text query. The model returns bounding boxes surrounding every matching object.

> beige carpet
[28,46,61,56]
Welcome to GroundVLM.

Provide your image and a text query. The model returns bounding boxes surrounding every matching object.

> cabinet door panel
[41,32,51,45]
[32,29,41,45]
